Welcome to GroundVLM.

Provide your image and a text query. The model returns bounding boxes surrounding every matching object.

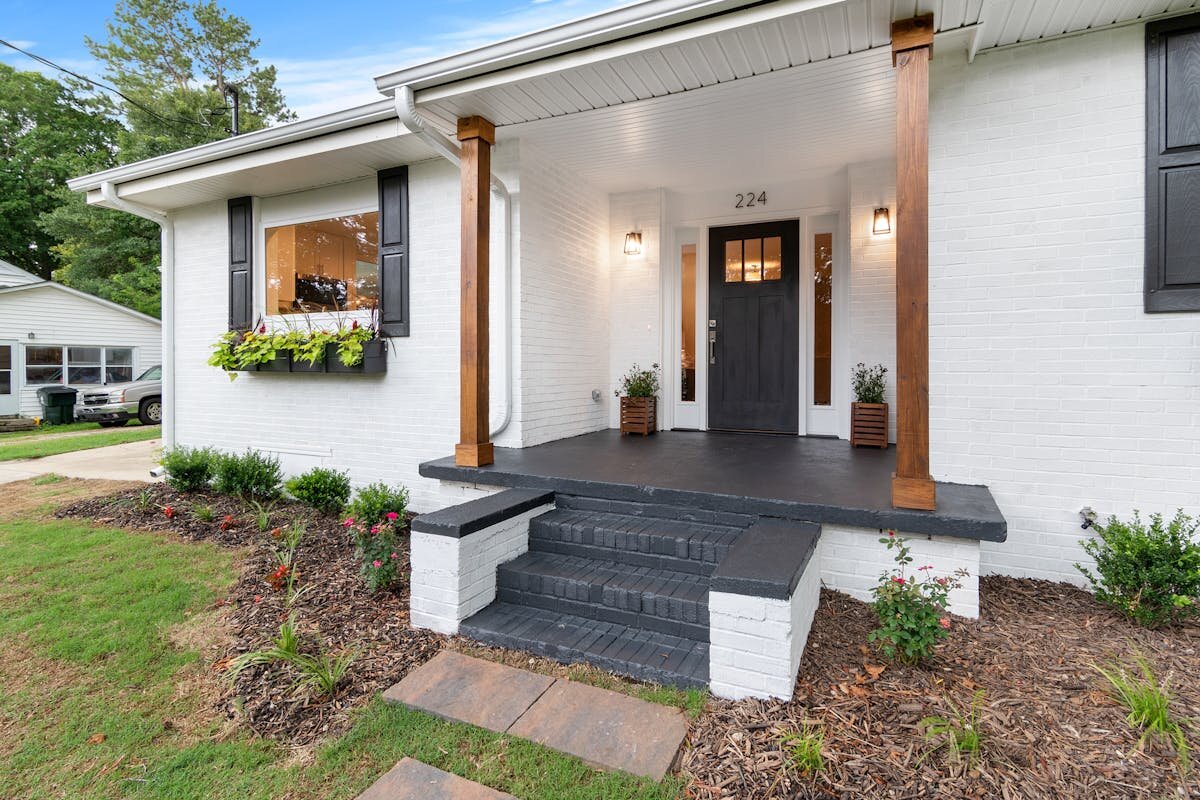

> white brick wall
[516,142,611,445]
[848,160,898,442]
[170,160,515,514]
[820,524,980,619]
[609,189,664,428]
[929,27,1200,583]
[409,504,552,634]
[709,549,822,701]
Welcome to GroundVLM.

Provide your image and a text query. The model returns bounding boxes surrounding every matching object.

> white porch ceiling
[512,45,895,192]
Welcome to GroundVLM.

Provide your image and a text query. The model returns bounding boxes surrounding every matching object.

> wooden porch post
[891,14,936,511]
[455,115,495,467]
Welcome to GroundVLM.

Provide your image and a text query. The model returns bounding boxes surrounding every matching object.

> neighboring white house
[0,259,162,418]
[67,0,1200,698]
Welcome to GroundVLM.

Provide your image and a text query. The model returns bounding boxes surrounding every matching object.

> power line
[0,37,230,134]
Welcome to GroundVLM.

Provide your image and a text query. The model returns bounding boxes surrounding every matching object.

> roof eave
[68,98,397,194]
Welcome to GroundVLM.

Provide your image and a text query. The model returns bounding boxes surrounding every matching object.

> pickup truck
[74,365,163,427]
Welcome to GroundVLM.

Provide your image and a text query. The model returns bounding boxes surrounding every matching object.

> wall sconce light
[872,207,891,235]
[623,232,643,256]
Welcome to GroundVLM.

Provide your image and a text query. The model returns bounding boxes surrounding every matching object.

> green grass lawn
[0,514,687,800]
[1,421,146,439]
[0,426,160,461]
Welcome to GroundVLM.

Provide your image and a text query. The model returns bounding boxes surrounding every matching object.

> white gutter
[394,87,514,439]
[100,181,176,453]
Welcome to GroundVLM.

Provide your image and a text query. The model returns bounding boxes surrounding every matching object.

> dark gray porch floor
[419,430,1006,541]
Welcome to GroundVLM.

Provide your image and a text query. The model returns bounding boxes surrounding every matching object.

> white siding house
[0,260,162,418]
[68,0,1200,697]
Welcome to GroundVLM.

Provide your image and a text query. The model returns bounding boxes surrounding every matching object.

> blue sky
[2,0,621,118]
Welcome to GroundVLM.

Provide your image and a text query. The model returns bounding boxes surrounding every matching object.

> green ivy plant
[208,320,379,377]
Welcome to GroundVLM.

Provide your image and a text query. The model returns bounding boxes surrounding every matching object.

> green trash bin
[37,385,78,425]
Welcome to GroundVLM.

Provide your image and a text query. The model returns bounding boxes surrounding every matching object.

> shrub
[344,512,404,592]
[614,363,661,398]
[213,449,283,501]
[869,532,967,665]
[852,362,887,404]
[346,481,409,528]
[286,467,351,515]
[160,446,219,492]
[1076,510,1200,628]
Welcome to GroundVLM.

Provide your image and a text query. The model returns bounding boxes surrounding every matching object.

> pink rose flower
[343,518,354,527]
[372,560,382,568]
[390,552,398,560]
[893,576,905,585]
[386,511,399,522]
[370,526,379,534]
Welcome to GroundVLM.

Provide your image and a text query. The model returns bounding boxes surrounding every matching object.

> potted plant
[615,363,660,436]
[851,362,888,449]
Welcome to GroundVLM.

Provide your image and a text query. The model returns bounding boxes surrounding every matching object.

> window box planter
[619,396,657,436]
[255,352,290,372]
[290,355,326,374]
[850,402,888,448]
[325,339,387,374]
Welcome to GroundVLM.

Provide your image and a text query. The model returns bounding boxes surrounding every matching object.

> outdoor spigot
[1079,506,1098,530]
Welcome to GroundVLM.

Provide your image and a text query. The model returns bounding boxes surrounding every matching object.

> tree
[0,64,119,278]
[86,0,294,162]
[34,0,294,317]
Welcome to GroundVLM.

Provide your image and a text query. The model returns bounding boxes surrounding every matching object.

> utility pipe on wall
[100,181,176,452]
[394,86,514,440]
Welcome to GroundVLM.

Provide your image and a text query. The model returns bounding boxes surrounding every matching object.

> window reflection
[680,244,696,402]
[266,212,380,315]
[724,237,782,283]
[813,232,833,406]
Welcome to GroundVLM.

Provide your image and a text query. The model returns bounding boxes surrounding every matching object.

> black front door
[707,220,800,433]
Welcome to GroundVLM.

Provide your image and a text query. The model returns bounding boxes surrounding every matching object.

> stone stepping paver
[382,651,554,731]
[383,651,687,781]
[356,758,516,800]
[507,677,688,779]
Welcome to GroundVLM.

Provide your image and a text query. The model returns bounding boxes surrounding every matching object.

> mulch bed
[58,487,1200,797]
[685,580,1200,799]
[59,484,446,744]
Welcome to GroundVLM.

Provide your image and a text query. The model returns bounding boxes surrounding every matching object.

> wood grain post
[455,116,496,467]
[891,15,936,511]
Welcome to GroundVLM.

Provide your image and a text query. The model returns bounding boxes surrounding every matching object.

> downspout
[394,86,514,440]
[100,181,176,453]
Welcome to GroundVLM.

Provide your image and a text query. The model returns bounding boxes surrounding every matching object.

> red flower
[343,518,355,528]
[267,564,290,591]
[892,576,905,585]
[258,323,267,334]
[351,320,359,330]
[887,530,896,537]
[939,617,951,629]
[220,514,236,531]
[385,511,399,522]
[163,505,176,519]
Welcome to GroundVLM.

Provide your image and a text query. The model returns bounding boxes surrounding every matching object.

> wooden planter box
[850,402,888,448]
[619,396,657,436]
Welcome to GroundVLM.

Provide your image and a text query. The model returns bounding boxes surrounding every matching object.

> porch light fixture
[872,207,891,235]
[623,232,643,256]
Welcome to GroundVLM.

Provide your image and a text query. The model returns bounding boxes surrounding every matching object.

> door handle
[708,330,717,364]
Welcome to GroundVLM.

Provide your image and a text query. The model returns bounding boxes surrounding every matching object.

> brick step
[497,551,709,641]
[555,494,757,529]
[528,508,743,576]
[459,602,709,689]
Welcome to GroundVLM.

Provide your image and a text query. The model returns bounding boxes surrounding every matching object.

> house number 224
[735,191,767,208]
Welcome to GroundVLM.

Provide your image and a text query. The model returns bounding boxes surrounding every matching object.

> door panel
[0,342,17,416]
[707,221,799,433]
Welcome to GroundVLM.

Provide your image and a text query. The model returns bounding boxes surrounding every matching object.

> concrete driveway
[0,438,163,484]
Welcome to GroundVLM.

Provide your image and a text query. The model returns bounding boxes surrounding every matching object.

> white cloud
[267,0,619,119]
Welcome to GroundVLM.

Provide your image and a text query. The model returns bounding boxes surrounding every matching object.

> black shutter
[228,196,254,329]
[1146,14,1200,312]
[378,166,410,336]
